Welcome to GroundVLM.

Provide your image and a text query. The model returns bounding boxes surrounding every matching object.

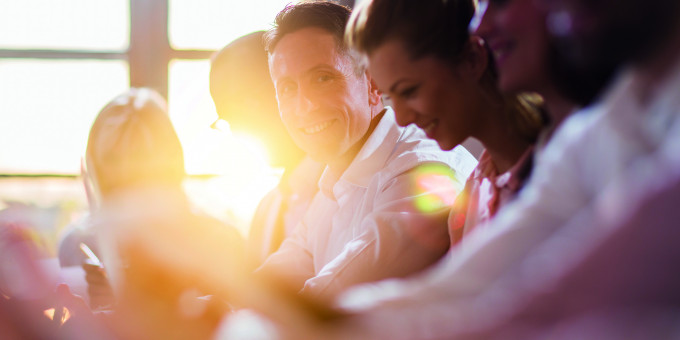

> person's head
[85,88,185,199]
[473,0,616,106]
[538,0,680,69]
[209,31,304,170]
[265,1,382,167]
[473,0,553,95]
[346,0,543,150]
[531,0,680,104]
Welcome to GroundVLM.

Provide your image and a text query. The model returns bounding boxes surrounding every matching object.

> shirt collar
[318,108,402,198]
[473,146,534,192]
[495,146,534,191]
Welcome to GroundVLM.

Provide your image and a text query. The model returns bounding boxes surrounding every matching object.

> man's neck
[326,107,386,176]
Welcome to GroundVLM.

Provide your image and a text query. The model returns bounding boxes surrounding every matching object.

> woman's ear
[458,35,489,82]
[366,71,382,106]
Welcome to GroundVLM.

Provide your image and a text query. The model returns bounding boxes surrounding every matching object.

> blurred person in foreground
[111,0,680,338]
[209,31,325,268]
[1,221,111,339]
[252,1,477,301]
[58,88,245,339]
[58,87,194,270]
[307,0,680,338]
[444,0,680,337]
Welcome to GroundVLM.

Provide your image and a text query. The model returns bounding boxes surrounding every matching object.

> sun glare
[0,0,128,50]
[1,0,296,234]
[182,128,281,235]
[168,59,282,232]
[0,59,129,174]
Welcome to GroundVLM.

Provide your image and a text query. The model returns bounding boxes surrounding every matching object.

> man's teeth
[303,120,333,134]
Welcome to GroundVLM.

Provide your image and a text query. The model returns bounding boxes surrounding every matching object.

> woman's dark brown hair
[347,0,475,63]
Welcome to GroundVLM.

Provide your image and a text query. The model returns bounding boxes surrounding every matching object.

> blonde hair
[85,88,185,198]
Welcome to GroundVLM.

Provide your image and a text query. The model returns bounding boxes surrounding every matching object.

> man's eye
[316,74,333,83]
[279,82,297,95]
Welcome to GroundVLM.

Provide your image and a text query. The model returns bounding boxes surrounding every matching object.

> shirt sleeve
[332,115,598,339]
[300,164,457,300]
[246,188,284,266]
[254,219,316,290]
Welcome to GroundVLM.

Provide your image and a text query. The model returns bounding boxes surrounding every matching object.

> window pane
[168,59,280,232]
[0,0,129,50]
[169,0,292,50]
[0,59,129,174]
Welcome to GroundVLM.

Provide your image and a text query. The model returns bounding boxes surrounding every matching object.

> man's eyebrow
[305,64,340,74]
[274,64,343,86]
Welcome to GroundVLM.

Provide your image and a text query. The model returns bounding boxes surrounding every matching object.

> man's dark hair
[264,1,352,54]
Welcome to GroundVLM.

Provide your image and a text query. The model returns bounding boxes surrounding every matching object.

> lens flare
[412,163,463,213]
[43,307,71,325]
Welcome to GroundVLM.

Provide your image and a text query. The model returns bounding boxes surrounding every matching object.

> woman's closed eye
[398,85,420,99]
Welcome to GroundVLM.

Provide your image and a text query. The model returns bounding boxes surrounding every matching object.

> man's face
[269,27,374,165]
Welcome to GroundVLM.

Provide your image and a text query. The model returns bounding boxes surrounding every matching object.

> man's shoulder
[384,123,478,181]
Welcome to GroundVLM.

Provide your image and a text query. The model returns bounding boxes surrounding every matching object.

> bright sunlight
[0,0,294,235]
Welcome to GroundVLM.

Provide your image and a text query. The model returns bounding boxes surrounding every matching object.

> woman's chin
[436,139,455,151]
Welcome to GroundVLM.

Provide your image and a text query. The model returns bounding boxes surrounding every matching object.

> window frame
[0,0,356,177]
[0,0,213,177]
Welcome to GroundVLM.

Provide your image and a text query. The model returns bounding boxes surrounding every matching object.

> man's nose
[294,86,319,117]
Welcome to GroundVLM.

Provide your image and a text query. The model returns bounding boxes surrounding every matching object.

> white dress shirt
[256,108,477,299]
[335,59,680,339]
[247,156,324,266]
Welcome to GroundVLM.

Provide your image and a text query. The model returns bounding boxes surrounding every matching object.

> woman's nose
[391,98,418,127]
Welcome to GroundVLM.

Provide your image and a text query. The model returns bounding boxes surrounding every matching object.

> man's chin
[307,152,333,165]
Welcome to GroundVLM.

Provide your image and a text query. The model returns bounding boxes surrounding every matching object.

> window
[0,0,130,174]
[0,0,129,50]
[0,0,294,248]
[169,0,288,50]
[0,59,129,174]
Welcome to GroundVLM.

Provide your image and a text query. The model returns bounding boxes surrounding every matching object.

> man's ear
[365,71,382,105]
[458,35,489,82]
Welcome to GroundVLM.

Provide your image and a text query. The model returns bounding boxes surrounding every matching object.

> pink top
[448,147,534,246]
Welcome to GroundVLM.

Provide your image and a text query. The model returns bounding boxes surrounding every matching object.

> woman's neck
[479,127,531,174]
[541,87,576,128]
[473,94,533,174]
